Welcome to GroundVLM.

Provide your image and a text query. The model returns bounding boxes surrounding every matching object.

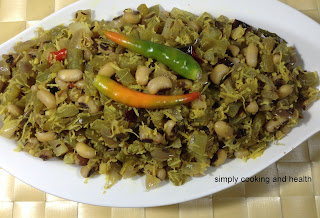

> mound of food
[0,4,318,189]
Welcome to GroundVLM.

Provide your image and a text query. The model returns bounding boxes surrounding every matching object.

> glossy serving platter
[0,0,319,207]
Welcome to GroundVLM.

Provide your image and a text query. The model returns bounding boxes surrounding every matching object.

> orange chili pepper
[94,75,200,109]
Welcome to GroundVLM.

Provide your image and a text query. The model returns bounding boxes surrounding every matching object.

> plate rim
[0,0,319,207]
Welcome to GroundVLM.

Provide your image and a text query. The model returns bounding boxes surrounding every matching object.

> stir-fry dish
[0,4,318,189]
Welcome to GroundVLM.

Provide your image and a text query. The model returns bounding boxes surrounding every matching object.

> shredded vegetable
[0,5,318,189]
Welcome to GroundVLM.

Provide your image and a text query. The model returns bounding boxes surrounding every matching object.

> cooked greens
[0,5,318,189]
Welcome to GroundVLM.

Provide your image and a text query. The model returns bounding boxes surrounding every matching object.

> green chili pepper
[104,31,202,80]
[94,75,200,109]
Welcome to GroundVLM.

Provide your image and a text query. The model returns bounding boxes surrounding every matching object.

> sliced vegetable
[0,4,319,191]
[104,31,202,80]
[257,28,286,43]
[94,75,200,109]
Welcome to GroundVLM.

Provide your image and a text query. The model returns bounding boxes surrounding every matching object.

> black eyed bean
[135,65,152,85]
[245,43,258,68]
[57,69,83,82]
[75,142,96,159]
[212,149,228,166]
[214,121,234,138]
[210,64,229,85]
[37,89,56,109]
[147,76,172,94]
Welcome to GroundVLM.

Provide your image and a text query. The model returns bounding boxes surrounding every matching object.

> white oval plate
[0,0,319,208]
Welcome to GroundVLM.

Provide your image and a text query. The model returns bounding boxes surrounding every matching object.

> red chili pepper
[48,48,67,65]
[94,75,200,109]
[68,83,76,88]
